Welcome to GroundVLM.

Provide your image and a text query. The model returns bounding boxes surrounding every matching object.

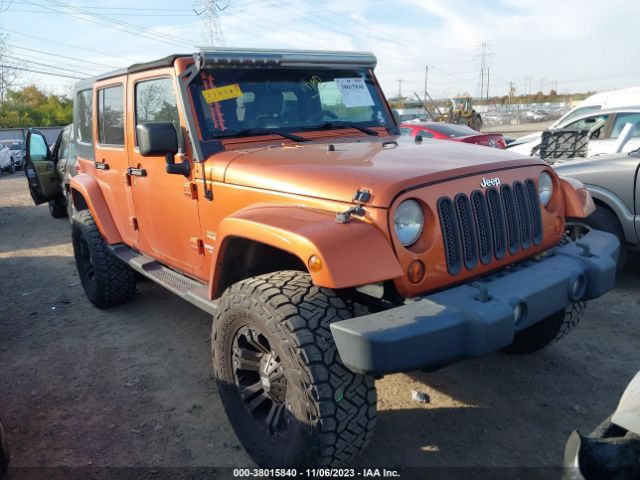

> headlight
[538,172,553,207]
[394,199,424,246]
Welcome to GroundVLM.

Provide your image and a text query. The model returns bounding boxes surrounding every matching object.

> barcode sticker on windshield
[202,84,243,103]
[335,78,374,108]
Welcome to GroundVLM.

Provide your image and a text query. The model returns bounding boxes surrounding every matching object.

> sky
[1,0,639,100]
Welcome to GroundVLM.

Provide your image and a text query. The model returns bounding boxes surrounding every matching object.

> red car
[400,121,506,149]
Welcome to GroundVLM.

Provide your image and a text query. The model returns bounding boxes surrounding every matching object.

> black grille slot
[525,179,543,245]
[513,181,532,249]
[437,197,462,275]
[454,194,478,270]
[486,188,507,260]
[471,190,493,265]
[436,178,543,273]
[500,184,520,255]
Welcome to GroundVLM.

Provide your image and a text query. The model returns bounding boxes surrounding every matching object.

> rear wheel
[72,209,136,308]
[212,271,376,467]
[503,303,585,354]
[0,417,9,478]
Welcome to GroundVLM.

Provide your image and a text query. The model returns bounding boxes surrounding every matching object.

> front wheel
[503,303,585,354]
[8,160,15,174]
[48,198,67,218]
[575,206,628,271]
[212,271,376,468]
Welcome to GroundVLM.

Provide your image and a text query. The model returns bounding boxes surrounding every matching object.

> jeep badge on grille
[480,177,501,188]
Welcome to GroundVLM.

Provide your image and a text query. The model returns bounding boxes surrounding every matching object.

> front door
[24,129,62,205]
[127,72,203,274]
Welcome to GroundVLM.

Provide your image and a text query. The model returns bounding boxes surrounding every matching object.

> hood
[216,138,544,207]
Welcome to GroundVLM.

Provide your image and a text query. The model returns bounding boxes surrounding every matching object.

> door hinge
[190,237,204,255]
[183,182,197,200]
[129,217,139,230]
[127,167,147,177]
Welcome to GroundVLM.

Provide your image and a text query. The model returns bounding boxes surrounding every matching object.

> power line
[8,44,120,70]
[0,64,83,79]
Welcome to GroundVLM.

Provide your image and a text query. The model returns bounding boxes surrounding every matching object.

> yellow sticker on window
[202,84,243,103]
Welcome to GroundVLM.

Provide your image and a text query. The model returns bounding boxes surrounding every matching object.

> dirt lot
[1,173,639,473]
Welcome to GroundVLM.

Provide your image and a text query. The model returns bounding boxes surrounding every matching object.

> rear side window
[98,85,125,146]
[135,77,179,141]
[76,89,93,144]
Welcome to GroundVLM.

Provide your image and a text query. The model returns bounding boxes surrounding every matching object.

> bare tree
[0,32,21,103]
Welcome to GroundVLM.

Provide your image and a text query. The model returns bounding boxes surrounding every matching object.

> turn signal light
[407,260,425,284]
[308,255,323,273]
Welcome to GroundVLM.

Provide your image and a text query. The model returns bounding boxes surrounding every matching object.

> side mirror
[136,122,190,177]
[136,122,178,157]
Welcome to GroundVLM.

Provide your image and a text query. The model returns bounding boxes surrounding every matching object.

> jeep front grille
[437,179,543,275]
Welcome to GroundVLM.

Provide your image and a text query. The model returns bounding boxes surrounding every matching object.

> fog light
[513,303,526,324]
[407,260,425,284]
[308,255,323,273]
[570,274,587,300]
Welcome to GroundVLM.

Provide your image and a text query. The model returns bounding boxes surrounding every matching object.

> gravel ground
[1,173,638,475]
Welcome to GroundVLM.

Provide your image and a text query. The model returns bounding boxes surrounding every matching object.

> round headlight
[394,199,424,247]
[538,172,553,207]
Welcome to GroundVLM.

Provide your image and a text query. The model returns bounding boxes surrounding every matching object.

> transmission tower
[193,0,229,47]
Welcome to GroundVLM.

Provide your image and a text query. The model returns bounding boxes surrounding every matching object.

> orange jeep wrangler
[24,49,619,468]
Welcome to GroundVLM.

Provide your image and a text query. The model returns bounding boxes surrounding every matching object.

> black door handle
[95,162,109,170]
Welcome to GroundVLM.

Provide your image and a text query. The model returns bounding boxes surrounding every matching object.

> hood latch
[336,188,371,223]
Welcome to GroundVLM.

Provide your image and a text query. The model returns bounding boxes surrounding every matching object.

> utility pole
[508,81,516,106]
[397,79,403,99]
[477,41,492,100]
[524,75,532,95]
[193,0,229,47]
[423,65,429,107]
[538,78,545,94]
[486,66,490,101]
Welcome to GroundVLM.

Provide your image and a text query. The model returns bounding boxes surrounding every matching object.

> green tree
[0,85,72,127]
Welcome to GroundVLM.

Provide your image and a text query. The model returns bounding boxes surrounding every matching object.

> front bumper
[330,230,619,375]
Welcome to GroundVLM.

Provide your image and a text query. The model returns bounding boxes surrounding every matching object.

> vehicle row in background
[400,121,506,148]
[508,87,640,156]
[0,140,22,176]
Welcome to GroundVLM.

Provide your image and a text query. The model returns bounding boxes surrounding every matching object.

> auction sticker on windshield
[202,83,243,103]
[335,78,374,108]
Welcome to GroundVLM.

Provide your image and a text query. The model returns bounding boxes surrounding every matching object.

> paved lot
[1,173,639,472]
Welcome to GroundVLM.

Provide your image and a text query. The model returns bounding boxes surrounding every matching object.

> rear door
[24,129,62,205]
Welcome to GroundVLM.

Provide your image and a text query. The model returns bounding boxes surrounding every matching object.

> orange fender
[560,177,595,219]
[70,173,122,244]
[209,205,403,298]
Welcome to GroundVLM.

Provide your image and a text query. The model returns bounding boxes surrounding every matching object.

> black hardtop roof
[74,48,377,93]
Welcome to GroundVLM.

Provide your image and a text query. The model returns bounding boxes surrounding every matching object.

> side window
[417,129,434,138]
[135,77,179,142]
[610,113,640,139]
[56,131,70,161]
[76,89,93,144]
[565,114,609,132]
[98,85,125,146]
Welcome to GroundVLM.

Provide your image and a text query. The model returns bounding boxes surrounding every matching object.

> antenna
[193,0,229,47]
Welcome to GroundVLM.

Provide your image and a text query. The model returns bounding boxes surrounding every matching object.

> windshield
[189,67,392,140]
[7,141,22,150]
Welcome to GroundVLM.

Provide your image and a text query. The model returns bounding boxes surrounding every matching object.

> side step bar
[110,244,217,315]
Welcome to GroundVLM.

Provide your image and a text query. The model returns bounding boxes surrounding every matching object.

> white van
[507,86,640,156]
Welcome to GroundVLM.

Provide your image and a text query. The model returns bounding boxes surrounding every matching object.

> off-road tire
[212,271,376,468]
[503,302,586,354]
[72,209,136,308]
[582,206,628,271]
[0,417,9,478]
[48,198,67,218]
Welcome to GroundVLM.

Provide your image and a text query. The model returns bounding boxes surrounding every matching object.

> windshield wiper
[305,121,379,136]
[233,128,308,142]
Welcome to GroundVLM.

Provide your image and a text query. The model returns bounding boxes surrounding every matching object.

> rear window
[426,123,477,137]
